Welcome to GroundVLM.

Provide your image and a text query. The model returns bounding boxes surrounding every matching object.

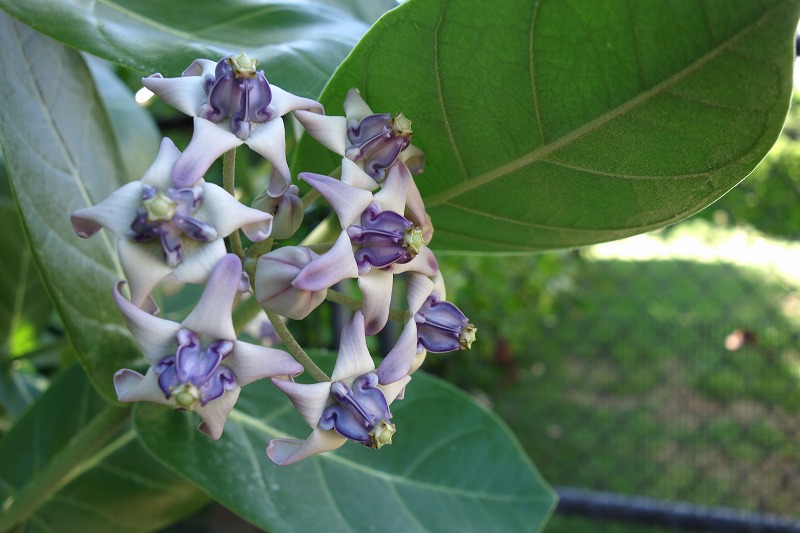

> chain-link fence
[434,95,800,533]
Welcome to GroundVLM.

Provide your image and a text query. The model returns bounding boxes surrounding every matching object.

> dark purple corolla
[142,53,323,195]
[113,254,303,439]
[71,138,273,308]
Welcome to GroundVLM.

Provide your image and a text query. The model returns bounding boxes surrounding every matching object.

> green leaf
[0,365,207,532]
[0,13,140,401]
[0,160,52,357]
[86,58,161,182]
[0,0,373,98]
[135,372,555,533]
[298,0,800,251]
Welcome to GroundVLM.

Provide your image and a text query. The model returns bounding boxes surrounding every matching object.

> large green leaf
[297,0,800,251]
[0,161,52,358]
[0,13,140,401]
[0,0,373,98]
[0,365,207,532]
[135,371,555,532]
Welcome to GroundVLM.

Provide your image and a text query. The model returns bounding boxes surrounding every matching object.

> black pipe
[555,486,800,533]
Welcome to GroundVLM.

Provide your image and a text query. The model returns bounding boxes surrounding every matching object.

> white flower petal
[293,110,347,156]
[373,161,410,214]
[358,270,394,336]
[292,230,358,292]
[200,182,272,241]
[267,429,345,466]
[343,88,374,122]
[376,319,418,385]
[70,182,142,238]
[431,270,447,300]
[269,84,324,116]
[117,239,173,309]
[196,387,241,440]
[141,138,182,189]
[173,117,242,188]
[406,272,435,315]
[332,311,375,381]
[271,379,332,428]
[113,281,180,365]
[386,246,439,276]
[399,143,425,175]
[171,237,227,284]
[381,375,412,404]
[114,368,171,405]
[142,74,206,118]
[181,254,240,340]
[245,119,291,195]
[228,342,303,386]
[300,172,373,228]
[181,58,217,78]
[341,157,379,191]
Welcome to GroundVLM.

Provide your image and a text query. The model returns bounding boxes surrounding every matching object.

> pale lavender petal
[376,319,419,385]
[358,270,394,336]
[113,281,180,364]
[114,368,171,405]
[331,311,375,381]
[181,58,217,78]
[117,239,173,310]
[200,182,273,241]
[372,161,410,214]
[406,272,435,316]
[340,157,379,191]
[141,74,206,118]
[267,430,345,466]
[431,270,447,300]
[255,246,327,320]
[343,88,374,122]
[404,176,428,234]
[71,182,143,238]
[171,237,227,284]
[292,230,358,292]
[299,172,373,228]
[271,379,332,428]
[196,386,241,440]
[269,84,323,115]
[380,375,412,404]
[181,254,241,340]
[244,119,291,196]
[293,110,347,155]
[173,117,242,188]
[385,246,439,276]
[141,138,182,189]
[228,342,303,386]
[399,143,425,175]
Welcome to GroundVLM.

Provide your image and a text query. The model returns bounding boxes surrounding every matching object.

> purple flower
[266,311,416,465]
[294,88,425,188]
[71,138,272,308]
[113,254,303,440]
[375,273,477,386]
[142,53,323,195]
[293,161,437,334]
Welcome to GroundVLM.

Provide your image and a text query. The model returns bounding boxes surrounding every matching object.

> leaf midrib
[229,409,549,503]
[425,1,784,207]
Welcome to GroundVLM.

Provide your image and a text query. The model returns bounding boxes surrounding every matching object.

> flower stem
[0,405,130,530]
[263,308,330,382]
[223,148,245,259]
[326,288,407,323]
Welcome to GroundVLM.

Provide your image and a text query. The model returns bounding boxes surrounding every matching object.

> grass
[436,220,800,530]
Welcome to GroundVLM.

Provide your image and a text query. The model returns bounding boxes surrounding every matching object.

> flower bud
[255,246,327,320]
[252,184,304,239]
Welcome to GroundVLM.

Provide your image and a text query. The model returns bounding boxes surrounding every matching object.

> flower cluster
[71,53,475,463]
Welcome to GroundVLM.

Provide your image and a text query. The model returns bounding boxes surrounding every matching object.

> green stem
[264,308,330,382]
[223,148,245,259]
[0,405,130,531]
[325,289,407,323]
